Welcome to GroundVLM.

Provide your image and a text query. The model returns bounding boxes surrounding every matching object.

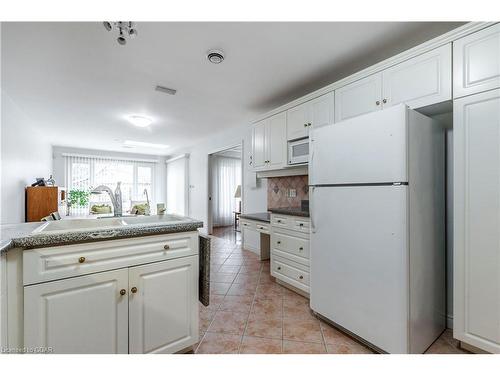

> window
[64,154,155,215]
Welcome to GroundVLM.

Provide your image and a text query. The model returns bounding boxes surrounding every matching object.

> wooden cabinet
[335,73,382,122]
[24,269,129,354]
[25,186,59,222]
[382,44,452,109]
[252,112,286,171]
[22,233,199,354]
[129,256,198,354]
[454,88,500,354]
[335,44,452,122]
[454,23,500,98]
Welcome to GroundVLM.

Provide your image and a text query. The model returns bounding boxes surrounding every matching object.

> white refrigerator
[309,104,446,354]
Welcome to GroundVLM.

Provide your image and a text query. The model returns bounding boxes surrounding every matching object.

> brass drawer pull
[131,287,138,294]
[120,289,126,296]
[164,244,170,250]
[78,257,86,263]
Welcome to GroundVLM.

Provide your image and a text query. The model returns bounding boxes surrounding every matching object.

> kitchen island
[0,215,204,354]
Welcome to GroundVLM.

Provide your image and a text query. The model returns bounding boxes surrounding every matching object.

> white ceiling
[1,22,464,155]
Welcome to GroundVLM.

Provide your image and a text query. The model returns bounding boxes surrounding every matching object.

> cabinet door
[335,73,382,122]
[454,89,500,354]
[454,24,500,98]
[287,101,311,140]
[382,44,452,109]
[129,256,198,354]
[252,119,267,171]
[24,269,129,354]
[310,91,334,129]
[267,112,287,170]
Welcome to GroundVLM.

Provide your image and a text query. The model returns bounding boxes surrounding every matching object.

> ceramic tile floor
[195,236,469,354]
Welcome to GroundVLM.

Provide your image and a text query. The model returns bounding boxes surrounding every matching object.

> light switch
[289,189,297,198]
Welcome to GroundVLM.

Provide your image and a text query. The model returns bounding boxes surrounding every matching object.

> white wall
[52,146,167,208]
[172,124,267,234]
[1,93,53,224]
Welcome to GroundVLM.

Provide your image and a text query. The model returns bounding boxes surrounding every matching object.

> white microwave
[288,137,309,165]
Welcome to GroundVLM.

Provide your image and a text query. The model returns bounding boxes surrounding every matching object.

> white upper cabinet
[24,269,129,354]
[335,73,383,122]
[252,119,267,171]
[310,92,335,129]
[453,89,500,354]
[382,44,452,109]
[129,257,198,354]
[453,23,500,98]
[267,112,287,170]
[252,112,287,171]
[287,101,311,140]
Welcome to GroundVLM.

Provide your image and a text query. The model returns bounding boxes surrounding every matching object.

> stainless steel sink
[33,217,126,233]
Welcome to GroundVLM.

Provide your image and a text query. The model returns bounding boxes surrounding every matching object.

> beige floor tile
[208,310,249,335]
[326,340,373,354]
[283,304,317,322]
[199,308,217,332]
[227,283,257,296]
[210,282,232,295]
[196,332,242,354]
[283,320,323,343]
[206,294,225,310]
[283,340,327,354]
[250,298,283,319]
[218,265,242,274]
[245,316,282,339]
[224,258,245,266]
[211,272,238,283]
[220,295,254,313]
[239,336,282,354]
[234,273,260,284]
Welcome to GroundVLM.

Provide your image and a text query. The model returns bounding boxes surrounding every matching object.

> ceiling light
[124,140,170,149]
[207,49,225,64]
[155,85,177,95]
[127,115,153,128]
[103,21,138,46]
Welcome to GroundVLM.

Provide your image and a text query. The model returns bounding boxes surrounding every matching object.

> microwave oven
[288,137,309,165]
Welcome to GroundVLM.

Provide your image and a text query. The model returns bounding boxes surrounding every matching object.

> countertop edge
[268,208,310,218]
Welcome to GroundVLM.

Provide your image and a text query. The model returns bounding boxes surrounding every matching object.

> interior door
[310,104,408,185]
[24,269,129,354]
[128,256,199,354]
[310,185,409,353]
[252,119,267,170]
[382,44,452,109]
[334,73,382,122]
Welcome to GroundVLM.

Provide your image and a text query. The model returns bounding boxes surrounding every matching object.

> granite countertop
[0,215,203,254]
[268,207,310,217]
[239,212,270,223]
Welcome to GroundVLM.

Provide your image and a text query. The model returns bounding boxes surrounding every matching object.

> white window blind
[64,154,156,216]
[211,155,241,227]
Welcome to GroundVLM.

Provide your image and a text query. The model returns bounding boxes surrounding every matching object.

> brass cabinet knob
[299,275,304,280]
[78,257,86,263]
[376,101,380,106]
[383,98,387,104]
[119,289,126,296]
[131,287,138,294]
[164,244,170,250]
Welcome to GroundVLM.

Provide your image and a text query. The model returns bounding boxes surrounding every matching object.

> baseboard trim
[446,314,454,330]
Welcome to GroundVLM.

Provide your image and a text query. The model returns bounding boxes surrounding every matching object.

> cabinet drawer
[271,255,309,292]
[23,232,199,285]
[292,218,310,233]
[271,215,290,229]
[240,220,256,230]
[255,222,270,234]
[273,232,309,263]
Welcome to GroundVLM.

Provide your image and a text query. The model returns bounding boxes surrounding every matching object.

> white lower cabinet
[24,268,129,354]
[454,89,500,353]
[129,256,198,354]
[22,233,199,354]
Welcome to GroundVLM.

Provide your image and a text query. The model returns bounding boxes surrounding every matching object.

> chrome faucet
[91,182,123,217]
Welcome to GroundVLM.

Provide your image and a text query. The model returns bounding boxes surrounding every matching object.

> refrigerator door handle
[310,186,316,233]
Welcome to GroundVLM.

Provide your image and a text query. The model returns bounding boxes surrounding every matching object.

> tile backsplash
[267,175,309,209]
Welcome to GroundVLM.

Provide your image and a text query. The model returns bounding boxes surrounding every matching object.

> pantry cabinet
[335,44,452,122]
[251,112,286,171]
[453,88,500,354]
[453,23,500,98]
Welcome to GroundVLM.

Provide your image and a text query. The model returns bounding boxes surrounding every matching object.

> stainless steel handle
[310,186,316,234]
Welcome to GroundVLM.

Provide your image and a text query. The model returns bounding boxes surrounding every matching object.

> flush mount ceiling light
[127,115,153,128]
[103,21,138,45]
[124,140,170,149]
[207,49,225,64]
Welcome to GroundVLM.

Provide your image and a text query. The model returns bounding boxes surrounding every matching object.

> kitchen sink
[33,217,126,233]
[120,214,187,225]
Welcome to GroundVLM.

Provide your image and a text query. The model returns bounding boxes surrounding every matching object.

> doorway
[207,144,242,243]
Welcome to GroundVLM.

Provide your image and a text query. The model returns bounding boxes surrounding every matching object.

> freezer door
[310,104,408,185]
[310,185,409,353]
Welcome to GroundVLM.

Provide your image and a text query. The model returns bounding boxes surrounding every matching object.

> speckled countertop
[239,212,270,223]
[0,215,203,254]
[268,207,310,217]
